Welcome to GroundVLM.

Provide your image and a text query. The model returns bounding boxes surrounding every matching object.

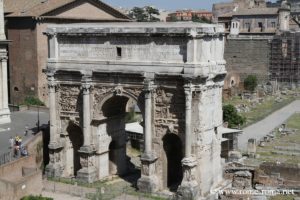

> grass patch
[254,113,300,164]
[21,195,53,200]
[241,96,295,128]
[286,113,300,129]
[269,195,295,200]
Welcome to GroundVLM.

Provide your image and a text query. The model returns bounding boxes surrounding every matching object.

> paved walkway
[239,100,300,151]
[0,110,49,155]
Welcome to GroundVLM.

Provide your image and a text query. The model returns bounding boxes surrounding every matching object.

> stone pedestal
[77,147,96,183]
[137,153,158,193]
[0,108,10,124]
[45,147,63,177]
[176,157,199,200]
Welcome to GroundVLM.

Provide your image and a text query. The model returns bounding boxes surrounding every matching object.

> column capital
[0,56,7,61]
[143,79,155,94]
[81,82,92,95]
[48,76,57,90]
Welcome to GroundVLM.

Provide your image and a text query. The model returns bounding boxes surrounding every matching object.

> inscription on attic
[58,36,187,62]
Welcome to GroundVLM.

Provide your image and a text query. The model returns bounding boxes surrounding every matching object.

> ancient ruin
[0,0,10,124]
[44,22,226,199]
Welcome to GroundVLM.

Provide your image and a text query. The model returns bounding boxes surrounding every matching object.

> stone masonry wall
[224,38,270,84]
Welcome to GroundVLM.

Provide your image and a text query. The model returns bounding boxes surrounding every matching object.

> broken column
[247,138,257,158]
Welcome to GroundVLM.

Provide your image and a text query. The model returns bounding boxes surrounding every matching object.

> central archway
[163,133,183,191]
[100,94,143,183]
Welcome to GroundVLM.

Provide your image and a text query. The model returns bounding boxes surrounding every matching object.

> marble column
[138,79,158,193]
[0,0,5,41]
[45,73,63,177]
[81,81,92,150]
[144,80,153,156]
[77,75,96,183]
[184,83,192,158]
[48,76,60,148]
[0,55,10,124]
[177,82,199,200]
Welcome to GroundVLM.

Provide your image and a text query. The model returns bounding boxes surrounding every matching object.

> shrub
[223,104,245,128]
[21,195,53,200]
[244,75,258,92]
[24,96,45,106]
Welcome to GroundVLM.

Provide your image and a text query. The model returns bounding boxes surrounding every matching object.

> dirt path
[42,191,88,200]
[239,100,300,151]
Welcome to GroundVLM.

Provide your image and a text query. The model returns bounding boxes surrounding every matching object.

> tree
[168,15,178,22]
[244,75,258,92]
[128,6,160,22]
[128,7,147,22]
[223,104,245,128]
[144,6,160,22]
[192,15,212,23]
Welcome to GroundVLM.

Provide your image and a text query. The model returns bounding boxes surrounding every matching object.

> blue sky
[102,0,276,11]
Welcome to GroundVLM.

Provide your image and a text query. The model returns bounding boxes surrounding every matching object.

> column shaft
[185,86,192,158]
[144,90,152,154]
[0,60,2,109]
[82,84,91,147]
[2,58,8,109]
[49,79,57,144]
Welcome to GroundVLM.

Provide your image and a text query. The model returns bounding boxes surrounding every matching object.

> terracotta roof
[4,0,130,20]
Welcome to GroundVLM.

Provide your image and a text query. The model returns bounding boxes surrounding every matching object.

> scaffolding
[269,32,300,88]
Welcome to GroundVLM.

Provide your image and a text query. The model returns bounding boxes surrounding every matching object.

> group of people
[9,135,28,157]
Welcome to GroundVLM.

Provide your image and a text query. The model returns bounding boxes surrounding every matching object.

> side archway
[162,133,184,191]
[65,122,83,177]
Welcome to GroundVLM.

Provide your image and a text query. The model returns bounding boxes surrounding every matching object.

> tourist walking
[9,136,14,149]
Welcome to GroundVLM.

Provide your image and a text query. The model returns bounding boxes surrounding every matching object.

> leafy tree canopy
[223,104,245,128]
[129,6,160,22]
[244,75,258,92]
[192,15,212,23]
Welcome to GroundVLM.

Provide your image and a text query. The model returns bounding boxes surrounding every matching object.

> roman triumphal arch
[44,23,226,199]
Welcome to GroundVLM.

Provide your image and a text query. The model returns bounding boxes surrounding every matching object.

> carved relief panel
[154,87,185,137]
[58,85,82,113]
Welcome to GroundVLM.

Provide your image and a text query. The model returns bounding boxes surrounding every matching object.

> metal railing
[0,151,14,166]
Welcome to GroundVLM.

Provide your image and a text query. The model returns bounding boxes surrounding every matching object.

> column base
[45,164,62,177]
[138,152,158,193]
[77,166,97,183]
[48,141,63,150]
[0,108,10,124]
[137,176,159,193]
[176,157,199,200]
[79,145,95,154]
[176,181,199,200]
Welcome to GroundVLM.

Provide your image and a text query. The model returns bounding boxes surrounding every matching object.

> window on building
[245,22,251,32]
[271,22,276,28]
[117,47,122,58]
[258,22,263,32]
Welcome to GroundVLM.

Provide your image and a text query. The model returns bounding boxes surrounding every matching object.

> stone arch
[66,122,83,177]
[96,88,144,118]
[97,93,144,179]
[162,133,184,191]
